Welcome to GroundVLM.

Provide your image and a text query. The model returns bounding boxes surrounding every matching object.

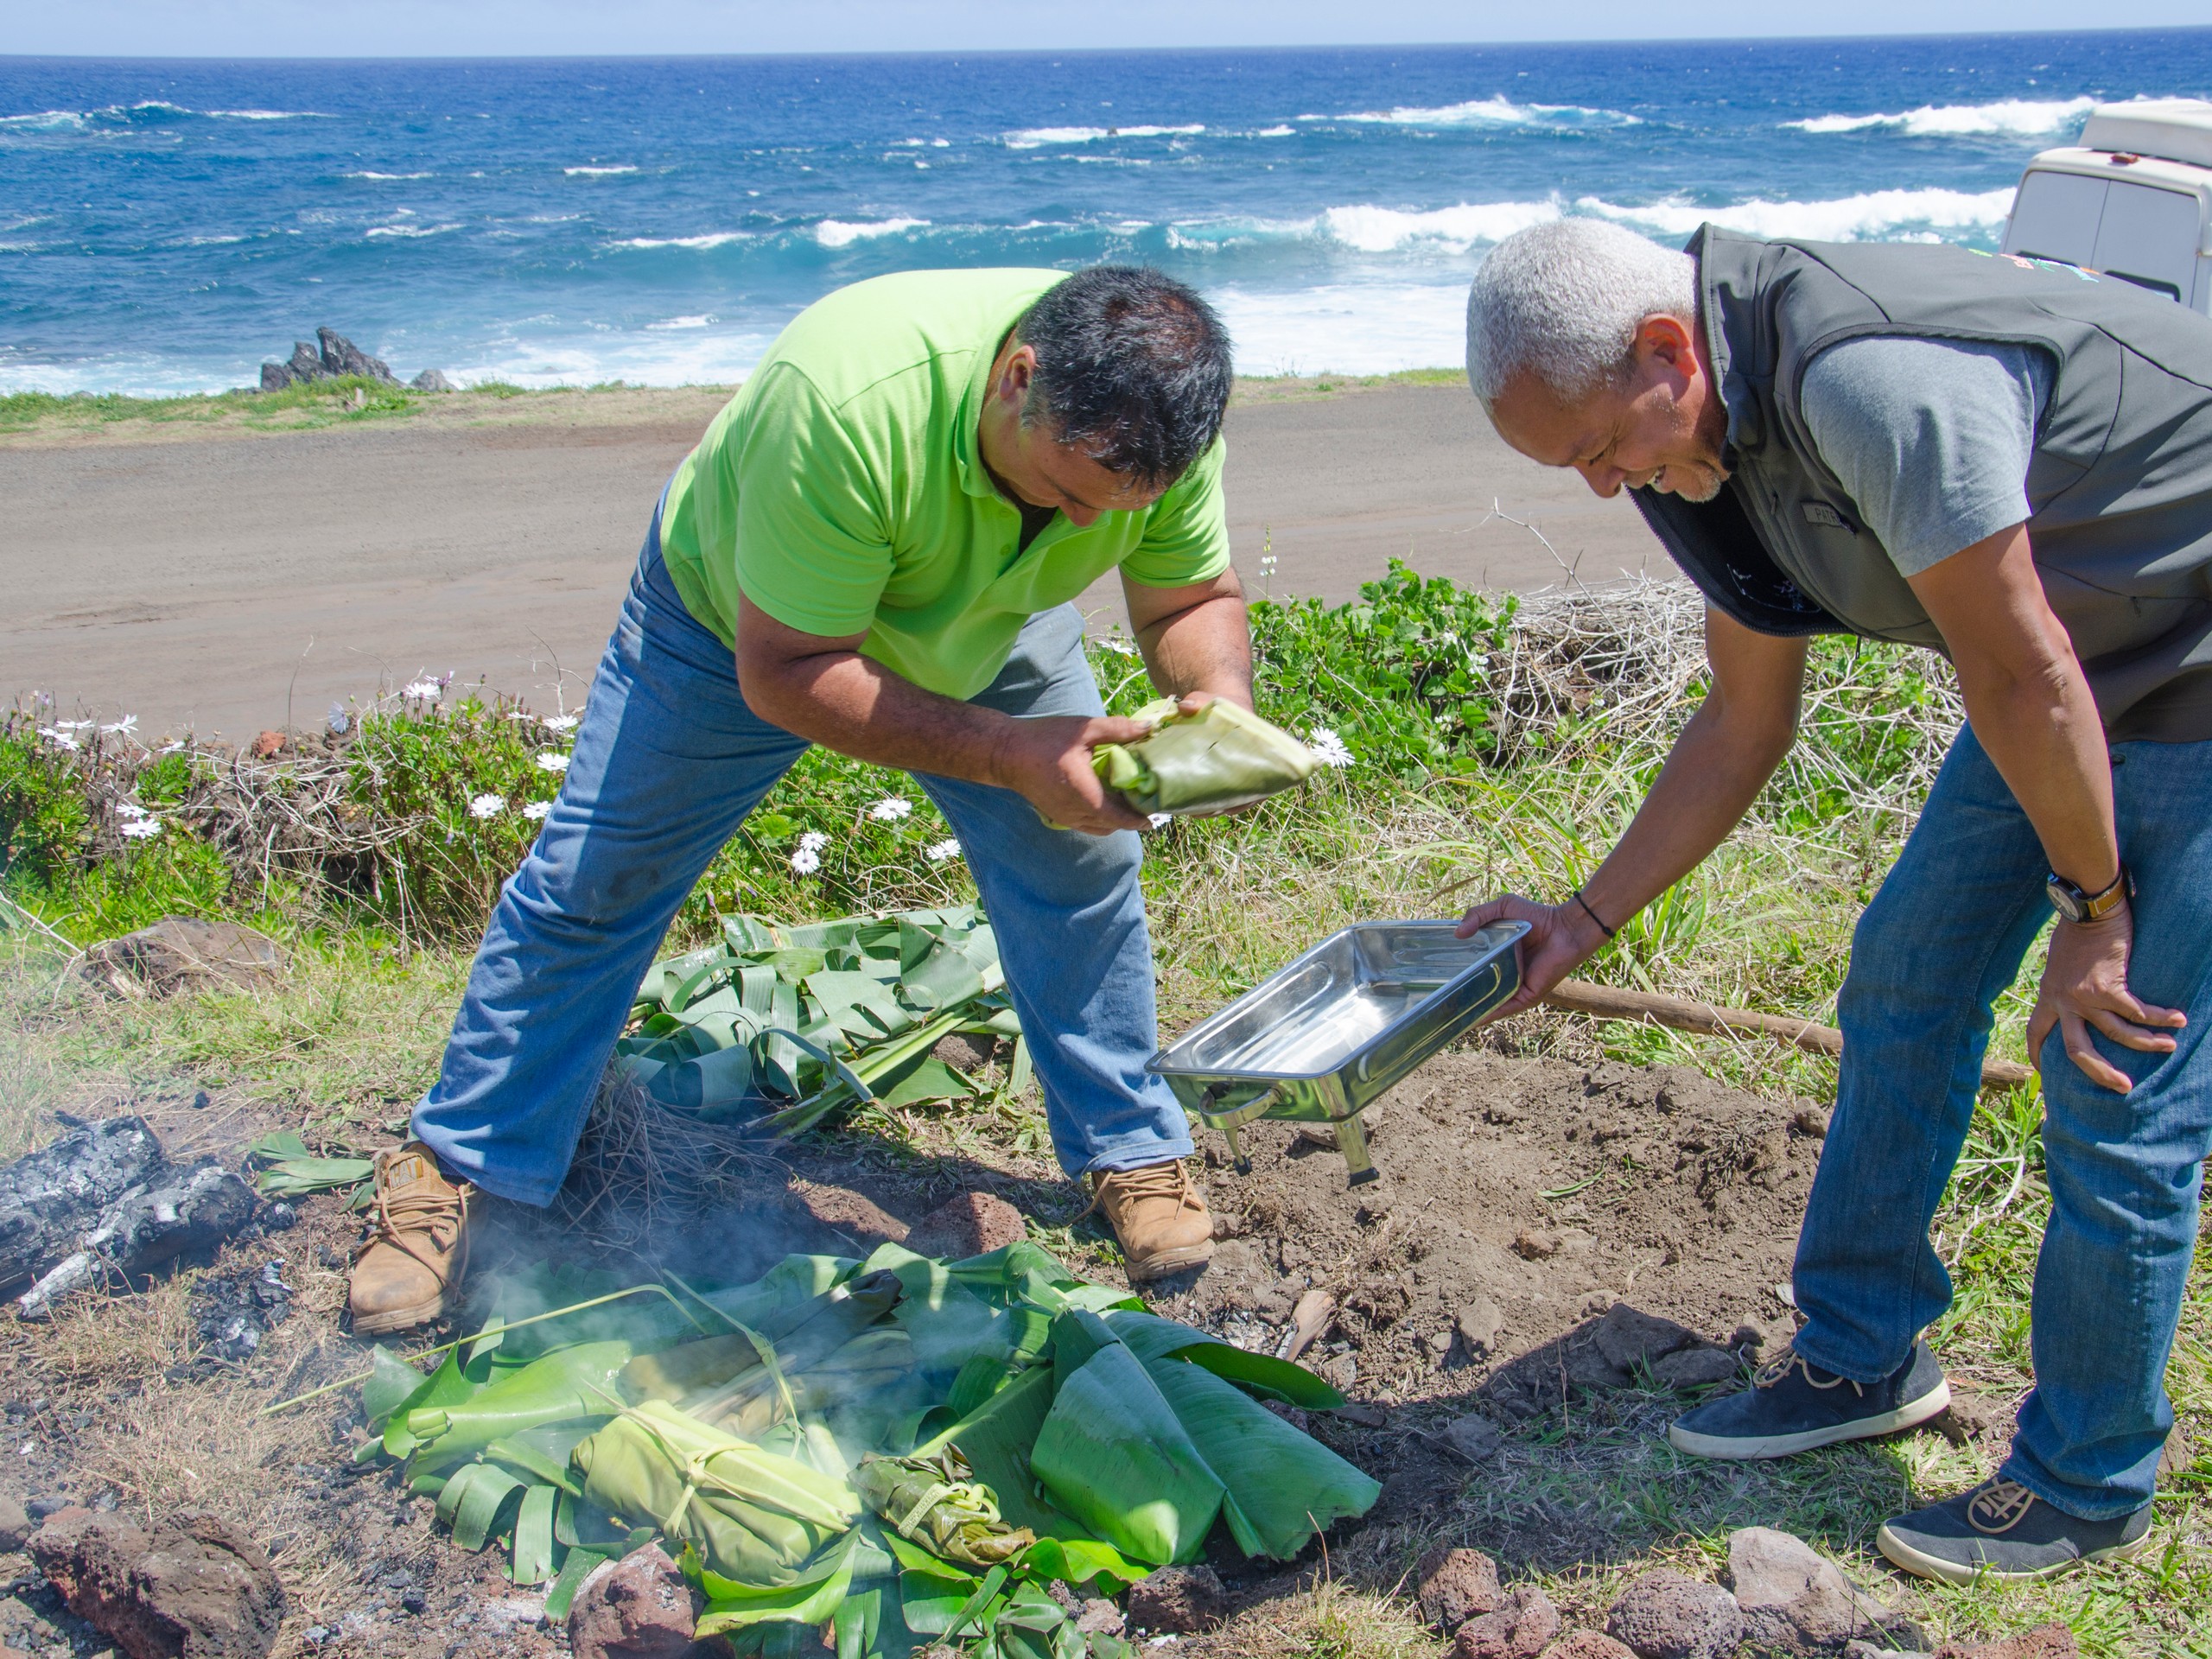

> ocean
[4,31,2210,396]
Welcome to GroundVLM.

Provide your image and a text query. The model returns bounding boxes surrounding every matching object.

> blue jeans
[412,505,1192,1204]
[1792,724,2212,1519]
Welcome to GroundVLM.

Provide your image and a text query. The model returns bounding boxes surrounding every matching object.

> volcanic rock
[1076,1599,1125,1637]
[905,1191,1026,1258]
[1935,1624,2077,1659]
[792,1184,909,1249]
[30,1507,283,1658]
[1441,1411,1506,1462]
[1604,1569,1743,1659]
[1649,1346,1743,1390]
[1128,1565,1230,1634]
[0,1491,29,1552]
[410,368,454,392]
[568,1543,711,1659]
[316,327,397,384]
[1593,1304,1700,1372]
[82,918,285,999]
[1726,1527,1923,1655]
[1452,1585,1560,1659]
[1416,1546,1503,1632]
[1549,1634,1641,1659]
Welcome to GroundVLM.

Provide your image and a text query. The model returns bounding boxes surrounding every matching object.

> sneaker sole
[1125,1243,1214,1283]
[1668,1378,1952,1460]
[1875,1517,2156,1586]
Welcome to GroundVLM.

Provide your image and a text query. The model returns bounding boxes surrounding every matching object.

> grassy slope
[3,576,2208,1655]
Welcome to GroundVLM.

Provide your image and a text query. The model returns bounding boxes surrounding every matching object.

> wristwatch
[2046,865,2133,925]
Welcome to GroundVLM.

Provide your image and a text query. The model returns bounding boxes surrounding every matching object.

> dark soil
[0,1047,1827,1657]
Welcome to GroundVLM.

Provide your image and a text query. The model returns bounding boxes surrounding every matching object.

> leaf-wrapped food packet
[1092,697,1318,817]
[571,1400,859,1585]
[854,1446,1035,1567]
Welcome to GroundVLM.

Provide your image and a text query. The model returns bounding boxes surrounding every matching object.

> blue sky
[2,0,2204,57]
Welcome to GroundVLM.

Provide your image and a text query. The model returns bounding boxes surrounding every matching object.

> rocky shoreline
[258,327,450,394]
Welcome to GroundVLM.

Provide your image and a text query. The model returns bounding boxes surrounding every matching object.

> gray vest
[1632,226,2212,743]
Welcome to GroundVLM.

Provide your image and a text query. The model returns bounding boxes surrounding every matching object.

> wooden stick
[1541,978,2033,1092]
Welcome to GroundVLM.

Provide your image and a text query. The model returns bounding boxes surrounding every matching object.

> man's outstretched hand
[2028,908,2185,1094]
[990,714,1155,836]
[1456,891,1611,1022]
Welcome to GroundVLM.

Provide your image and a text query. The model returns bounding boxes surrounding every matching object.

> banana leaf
[1028,1340,1224,1566]
[855,1447,1035,1567]
[1140,1354,1380,1560]
[689,1530,869,1637]
[1102,1310,1346,1408]
[403,1340,632,1471]
[1090,697,1318,817]
[573,1400,860,1585]
[246,1129,374,1205]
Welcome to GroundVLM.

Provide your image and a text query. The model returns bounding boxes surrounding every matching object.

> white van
[2001,99,2212,312]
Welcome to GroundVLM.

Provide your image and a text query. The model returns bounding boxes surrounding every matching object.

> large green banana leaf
[1029,1340,1224,1566]
[1091,697,1318,817]
[1141,1354,1380,1560]
[403,1342,632,1471]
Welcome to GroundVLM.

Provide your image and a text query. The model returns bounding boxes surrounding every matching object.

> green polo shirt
[657,267,1230,702]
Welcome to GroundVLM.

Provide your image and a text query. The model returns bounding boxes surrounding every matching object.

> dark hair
[1014,265,1232,489]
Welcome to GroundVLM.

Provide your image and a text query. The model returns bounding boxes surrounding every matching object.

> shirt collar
[952,308,1031,503]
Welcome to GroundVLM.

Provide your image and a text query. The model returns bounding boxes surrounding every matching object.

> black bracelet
[1571,889,1617,940]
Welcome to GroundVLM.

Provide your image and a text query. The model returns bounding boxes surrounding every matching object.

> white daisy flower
[867,796,912,822]
[1306,728,1354,768]
[798,830,830,852]
[468,794,505,818]
[326,702,350,736]
[157,741,185,755]
[401,679,443,700]
[541,713,581,733]
[521,801,551,821]
[1095,635,1140,658]
[535,752,570,773]
[116,803,152,820]
[36,728,79,751]
[1148,812,1173,830]
[54,719,95,731]
[99,715,137,735]
[120,817,162,840]
[924,837,963,863]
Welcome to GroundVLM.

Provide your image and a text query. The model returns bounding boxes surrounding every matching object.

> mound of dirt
[1152,1050,1820,1408]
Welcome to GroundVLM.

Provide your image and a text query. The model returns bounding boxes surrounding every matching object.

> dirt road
[2,381,1665,738]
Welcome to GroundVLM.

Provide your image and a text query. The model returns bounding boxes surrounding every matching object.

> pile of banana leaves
[353,1240,1380,1657]
[612,907,1026,1134]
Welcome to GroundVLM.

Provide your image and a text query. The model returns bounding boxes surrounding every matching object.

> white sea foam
[1324,97,1640,129]
[1002,123,1204,148]
[1255,125,1296,138]
[205,108,328,120]
[1787,96,2096,137]
[1319,200,1563,251]
[1211,281,1472,377]
[346,170,433,181]
[647,315,715,330]
[815,216,928,247]
[0,110,90,130]
[564,163,638,176]
[365,222,463,238]
[615,231,749,250]
[1580,187,2015,241]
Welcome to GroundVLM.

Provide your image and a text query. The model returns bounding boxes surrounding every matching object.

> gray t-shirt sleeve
[1796,334,2053,577]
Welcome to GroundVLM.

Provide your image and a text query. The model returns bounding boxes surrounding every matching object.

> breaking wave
[1582,187,2016,241]
[814,217,930,247]
[1787,96,2098,137]
[1319,97,1641,129]
[1001,124,1204,147]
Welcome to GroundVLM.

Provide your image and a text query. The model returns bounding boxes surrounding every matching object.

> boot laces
[371,1152,469,1281]
[1752,1347,1865,1399]
[1967,1480,2037,1535]
[1082,1160,1199,1220]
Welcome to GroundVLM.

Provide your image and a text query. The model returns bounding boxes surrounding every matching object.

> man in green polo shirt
[349,266,1251,1332]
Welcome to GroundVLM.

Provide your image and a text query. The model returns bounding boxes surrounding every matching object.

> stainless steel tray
[1148,920,1528,1185]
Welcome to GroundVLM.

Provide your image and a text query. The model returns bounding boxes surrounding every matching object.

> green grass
[3,563,2207,1653]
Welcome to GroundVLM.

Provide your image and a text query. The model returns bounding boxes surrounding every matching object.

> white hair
[1465,219,1698,409]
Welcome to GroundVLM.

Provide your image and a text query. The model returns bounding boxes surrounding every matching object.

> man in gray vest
[1457,218,2212,1582]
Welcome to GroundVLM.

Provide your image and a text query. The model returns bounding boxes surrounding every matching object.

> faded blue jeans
[1792,724,2212,1519]
[413,504,1192,1204]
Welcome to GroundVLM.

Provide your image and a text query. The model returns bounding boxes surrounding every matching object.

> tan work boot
[1089,1160,1214,1282]
[349,1143,474,1336]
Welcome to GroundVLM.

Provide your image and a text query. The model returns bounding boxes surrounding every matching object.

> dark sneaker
[1667,1340,1949,1459]
[1878,1478,2154,1584]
